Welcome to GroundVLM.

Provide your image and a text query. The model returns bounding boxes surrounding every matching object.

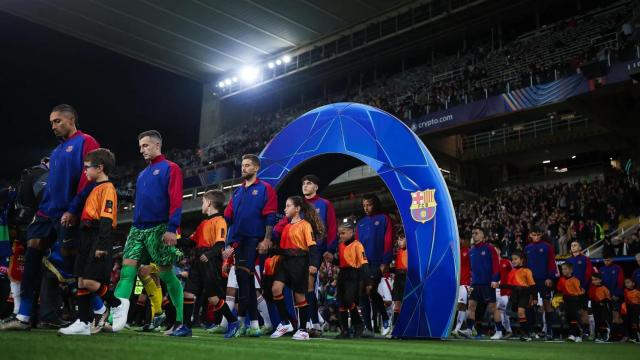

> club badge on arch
[410,189,437,223]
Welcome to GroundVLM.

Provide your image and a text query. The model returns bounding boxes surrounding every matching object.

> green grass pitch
[1,329,638,360]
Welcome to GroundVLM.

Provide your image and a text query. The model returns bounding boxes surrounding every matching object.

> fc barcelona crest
[410,189,437,223]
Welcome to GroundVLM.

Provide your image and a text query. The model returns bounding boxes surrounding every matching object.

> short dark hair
[242,154,260,166]
[339,216,357,230]
[203,189,225,211]
[138,130,162,143]
[472,226,485,234]
[395,226,405,239]
[511,250,524,260]
[362,194,381,212]
[301,174,320,186]
[51,104,78,126]
[85,148,116,175]
[561,262,573,270]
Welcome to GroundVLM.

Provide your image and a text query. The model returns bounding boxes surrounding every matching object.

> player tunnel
[257,103,460,339]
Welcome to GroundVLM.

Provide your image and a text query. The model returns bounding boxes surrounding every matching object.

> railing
[432,67,464,83]
[462,114,589,152]
[583,217,640,257]
[503,162,604,186]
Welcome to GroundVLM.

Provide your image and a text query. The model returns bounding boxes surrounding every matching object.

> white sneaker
[270,322,294,338]
[575,336,582,343]
[111,298,129,332]
[491,331,503,340]
[292,329,310,340]
[567,335,576,342]
[385,328,393,339]
[381,324,392,336]
[59,319,91,336]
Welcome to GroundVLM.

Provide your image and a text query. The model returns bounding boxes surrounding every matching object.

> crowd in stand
[456,173,640,257]
[107,1,640,198]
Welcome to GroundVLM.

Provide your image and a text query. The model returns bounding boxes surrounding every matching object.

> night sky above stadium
[0,11,202,182]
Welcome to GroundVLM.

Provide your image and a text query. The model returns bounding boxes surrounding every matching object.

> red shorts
[8,242,25,281]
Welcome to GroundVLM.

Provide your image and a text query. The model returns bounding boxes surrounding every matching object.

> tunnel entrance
[258,103,459,339]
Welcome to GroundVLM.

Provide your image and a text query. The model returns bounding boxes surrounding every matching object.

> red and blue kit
[132,155,183,233]
[355,213,393,267]
[39,131,99,218]
[305,195,337,254]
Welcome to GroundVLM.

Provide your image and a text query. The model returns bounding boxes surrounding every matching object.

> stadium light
[218,81,225,88]
[571,155,576,159]
[232,77,238,83]
[275,59,282,66]
[268,62,275,69]
[282,55,291,63]
[542,160,551,164]
[224,78,232,85]
[240,66,260,83]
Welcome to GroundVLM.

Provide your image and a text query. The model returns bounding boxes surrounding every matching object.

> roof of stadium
[0,0,416,81]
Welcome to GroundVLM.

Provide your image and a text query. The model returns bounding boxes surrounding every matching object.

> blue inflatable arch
[258,103,459,339]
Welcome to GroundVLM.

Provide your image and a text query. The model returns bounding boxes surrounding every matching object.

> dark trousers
[592,301,611,339]
[564,296,581,337]
[39,270,64,322]
[360,265,388,330]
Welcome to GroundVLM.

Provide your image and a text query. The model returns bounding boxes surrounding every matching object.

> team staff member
[461,227,501,338]
[524,226,558,339]
[2,104,99,330]
[110,130,185,335]
[566,241,593,336]
[223,154,277,337]
[356,194,393,336]
[301,174,337,336]
[600,249,625,338]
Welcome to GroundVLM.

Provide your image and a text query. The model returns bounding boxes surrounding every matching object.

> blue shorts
[533,281,552,301]
[470,284,496,304]
[234,237,259,272]
[26,214,78,249]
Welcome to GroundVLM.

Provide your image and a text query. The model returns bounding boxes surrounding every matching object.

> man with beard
[223,154,277,337]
